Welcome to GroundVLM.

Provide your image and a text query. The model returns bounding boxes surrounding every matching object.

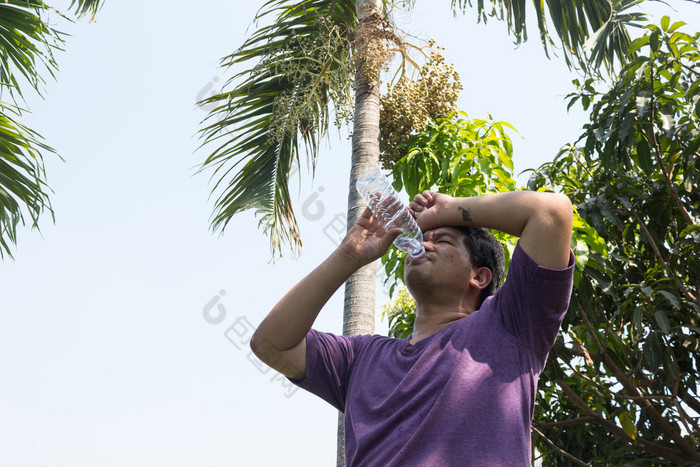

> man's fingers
[412,190,435,209]
[413,194,428,206]
[360,206,373,218]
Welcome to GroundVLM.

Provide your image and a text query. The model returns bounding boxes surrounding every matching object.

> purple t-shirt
[292,243,574,466]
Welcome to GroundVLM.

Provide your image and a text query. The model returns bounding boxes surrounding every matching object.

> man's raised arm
[410,190,573,269]
[249,208,402,380]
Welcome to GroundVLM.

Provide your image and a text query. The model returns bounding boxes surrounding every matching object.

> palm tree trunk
[337,1,383,465]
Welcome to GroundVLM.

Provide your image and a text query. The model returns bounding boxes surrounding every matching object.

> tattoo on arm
[458,206,472,223]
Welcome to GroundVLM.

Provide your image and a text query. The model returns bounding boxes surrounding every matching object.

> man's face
[404,226,474,296]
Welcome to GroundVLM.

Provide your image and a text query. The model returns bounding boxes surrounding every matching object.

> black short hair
[453,225,505,308]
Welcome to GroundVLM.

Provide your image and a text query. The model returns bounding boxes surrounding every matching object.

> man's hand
[409,191,455,232]
[339,207,403,267]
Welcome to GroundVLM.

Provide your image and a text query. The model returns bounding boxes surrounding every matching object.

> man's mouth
[408,253,432,265]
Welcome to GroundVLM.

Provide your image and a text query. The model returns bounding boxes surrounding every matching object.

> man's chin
[404,269,432,297]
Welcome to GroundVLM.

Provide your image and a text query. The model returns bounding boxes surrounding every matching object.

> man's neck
[409,302,475,345]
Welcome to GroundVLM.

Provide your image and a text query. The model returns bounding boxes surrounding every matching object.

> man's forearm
[250,206,402,378]
[251,247,362,353]
[422,191,573,269]
[441,191,559,235]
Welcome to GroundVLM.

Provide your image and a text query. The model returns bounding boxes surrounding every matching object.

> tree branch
[641,118,693,227]
[532,425,589,466]
[555,378,633,440]
[562,353,671,403]
[674,396,700,449]
[680,390,700,416]
[556,379,691,464]
[576,306,700,461]
[628,206,695,303]
[534,417,598,429]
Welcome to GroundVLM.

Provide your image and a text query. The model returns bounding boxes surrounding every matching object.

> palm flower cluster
[380,44,462,169]
[353,10,396,87]
[263,17,355,146]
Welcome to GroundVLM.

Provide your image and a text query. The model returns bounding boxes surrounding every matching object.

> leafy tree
[385,16,700,465]
[529,17,700,465]
[0,0,103,258]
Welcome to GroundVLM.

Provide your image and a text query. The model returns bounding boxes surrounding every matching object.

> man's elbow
[250,329,305,380]
[541,193,573,231]
[249,330,261,355]
[249,329,276,365]
[553,193,573,226]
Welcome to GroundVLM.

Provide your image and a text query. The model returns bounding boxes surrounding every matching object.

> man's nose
[422,239,436,251]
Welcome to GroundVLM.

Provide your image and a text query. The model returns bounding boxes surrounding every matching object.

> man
[250,189,575,466]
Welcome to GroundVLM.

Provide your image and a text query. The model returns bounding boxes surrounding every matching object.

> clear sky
[1,1,697,466]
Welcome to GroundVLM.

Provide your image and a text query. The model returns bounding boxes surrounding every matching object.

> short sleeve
[288,329,358,412]
[491,242,575,359]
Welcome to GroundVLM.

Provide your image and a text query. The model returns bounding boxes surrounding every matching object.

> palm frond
[452,0,647,72]
[198,0,356,258]
[0,1,65,101]
[583,0,647,72]
[0,101,54,259]
[68,0,104,21]
[0,1,65,258]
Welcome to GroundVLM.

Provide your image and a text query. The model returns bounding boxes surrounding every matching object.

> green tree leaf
[654,309,671,333]
[618,411,638,440]
[643,332,663,372]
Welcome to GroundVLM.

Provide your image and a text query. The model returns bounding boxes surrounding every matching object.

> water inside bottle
[394,234,426,258]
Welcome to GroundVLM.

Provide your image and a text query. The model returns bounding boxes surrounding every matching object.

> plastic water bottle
[355,169,426,258]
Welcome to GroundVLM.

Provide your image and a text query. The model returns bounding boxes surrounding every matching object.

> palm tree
[0,0,103,258]
[198,0,645,464]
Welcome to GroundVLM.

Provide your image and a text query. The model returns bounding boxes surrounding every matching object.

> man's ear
[470,267,492,291]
